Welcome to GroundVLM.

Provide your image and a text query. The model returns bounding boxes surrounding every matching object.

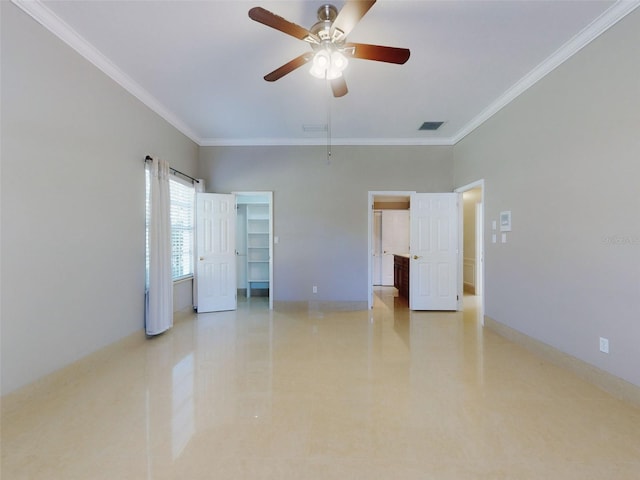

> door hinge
[457,295,459,301]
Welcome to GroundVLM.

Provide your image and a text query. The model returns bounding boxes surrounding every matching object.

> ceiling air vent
[419,121,444,131]
[303,124,328,133]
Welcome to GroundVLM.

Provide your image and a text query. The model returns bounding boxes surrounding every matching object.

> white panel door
[381,210,410,286]
[196,193,236,313]
[410,193,459,310]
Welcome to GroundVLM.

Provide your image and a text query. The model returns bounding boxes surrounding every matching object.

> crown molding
[452,0,640,145]
[11,0,202,145]
[12,0,639,149]
[199,137,455,147]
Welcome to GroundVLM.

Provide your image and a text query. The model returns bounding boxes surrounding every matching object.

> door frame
[454,179,485,325]
[233,191,274,310]
[367,191,415,309]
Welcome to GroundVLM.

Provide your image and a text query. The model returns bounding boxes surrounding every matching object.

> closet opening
[235,192,273,309]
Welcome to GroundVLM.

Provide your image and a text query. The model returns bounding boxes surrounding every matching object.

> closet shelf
[245,201,271,298]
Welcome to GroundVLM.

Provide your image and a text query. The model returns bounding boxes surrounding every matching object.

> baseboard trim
[274,300,368,312]
[485,316,640,408]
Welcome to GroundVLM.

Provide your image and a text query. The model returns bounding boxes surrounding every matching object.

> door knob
[413,255,421,260]
[199,257,205,261]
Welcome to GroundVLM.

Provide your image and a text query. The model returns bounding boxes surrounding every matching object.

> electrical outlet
[312,285,317,294]
[599,337,609,354]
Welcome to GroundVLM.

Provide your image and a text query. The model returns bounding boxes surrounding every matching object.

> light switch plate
[501,233,507,243]
[599,337,609,353]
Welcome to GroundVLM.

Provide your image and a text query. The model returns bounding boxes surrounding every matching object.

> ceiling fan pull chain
[327,78,332,165]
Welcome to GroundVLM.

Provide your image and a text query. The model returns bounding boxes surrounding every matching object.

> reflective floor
[2,288,639,479]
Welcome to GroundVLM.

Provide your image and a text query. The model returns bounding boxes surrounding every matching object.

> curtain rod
[145,155,200,184]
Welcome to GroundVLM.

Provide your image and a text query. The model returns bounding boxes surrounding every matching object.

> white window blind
[145,167,195,285]
[169,177,195,281]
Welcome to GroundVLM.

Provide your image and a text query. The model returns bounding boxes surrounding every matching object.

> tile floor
[2,289,639,479]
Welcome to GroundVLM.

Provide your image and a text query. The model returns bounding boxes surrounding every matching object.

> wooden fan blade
[249,7,317,42]
[345,43,410,64]
[264,54,312,82]
[331,76,348,97]
[331,1,376,38]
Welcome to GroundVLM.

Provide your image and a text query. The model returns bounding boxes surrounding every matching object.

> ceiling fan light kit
[248,0,410,97]
[309,49,349,79]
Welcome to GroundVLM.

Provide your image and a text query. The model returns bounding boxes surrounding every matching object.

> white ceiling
[16,0,638,146]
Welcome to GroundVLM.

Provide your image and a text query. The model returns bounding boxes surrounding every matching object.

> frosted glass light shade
[309,49,348,79]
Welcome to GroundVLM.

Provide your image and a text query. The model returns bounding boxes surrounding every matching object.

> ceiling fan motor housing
[311,4,344,44]
[317,4,338,22]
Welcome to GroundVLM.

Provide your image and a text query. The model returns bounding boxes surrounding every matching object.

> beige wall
[1,3,198,394]
[453,9,640,387]
[198,145,453,303]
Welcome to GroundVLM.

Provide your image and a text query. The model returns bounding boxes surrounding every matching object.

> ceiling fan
[248,0,410,97]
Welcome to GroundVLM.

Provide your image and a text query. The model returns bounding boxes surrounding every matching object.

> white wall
[1,3,198,394]
[453,9,640,387]
[199,145,453,304]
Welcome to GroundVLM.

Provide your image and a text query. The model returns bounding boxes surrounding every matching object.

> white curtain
[192,179,205,309]
[146,157,173,335]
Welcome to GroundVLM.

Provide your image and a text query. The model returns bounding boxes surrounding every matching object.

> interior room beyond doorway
[371,194,411,301]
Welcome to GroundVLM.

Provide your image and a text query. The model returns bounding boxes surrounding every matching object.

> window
[169,177,195,280]
[145,168,196,285]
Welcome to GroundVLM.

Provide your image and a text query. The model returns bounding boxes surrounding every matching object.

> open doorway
[235,192,273,309]
[372,198,410,287]
[455,180,485,324]
[368,191,414,309]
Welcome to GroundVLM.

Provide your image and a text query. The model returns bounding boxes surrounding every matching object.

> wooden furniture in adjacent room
[393,254,410,300]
